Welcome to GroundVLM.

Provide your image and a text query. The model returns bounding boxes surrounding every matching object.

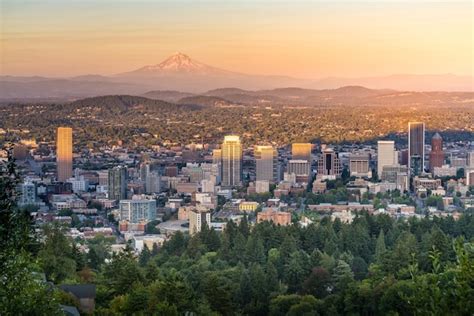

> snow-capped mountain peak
[131,52,222,75]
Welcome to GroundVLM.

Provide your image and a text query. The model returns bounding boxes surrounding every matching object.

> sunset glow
[1,0,472,78]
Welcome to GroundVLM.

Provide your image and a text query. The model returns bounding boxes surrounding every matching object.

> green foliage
[0,151,62,314]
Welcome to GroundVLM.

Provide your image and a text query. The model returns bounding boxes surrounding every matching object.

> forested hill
[69,95,202,113]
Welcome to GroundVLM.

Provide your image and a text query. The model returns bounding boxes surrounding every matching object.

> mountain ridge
[1,53,472,99]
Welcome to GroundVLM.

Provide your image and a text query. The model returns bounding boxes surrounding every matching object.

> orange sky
[1,1,472,78]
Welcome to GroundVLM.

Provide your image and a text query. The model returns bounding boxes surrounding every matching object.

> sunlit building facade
[56,127,73,182]
[291,143,312,161]
[377,140,396,177]
[408,122,425,175]
[221,135,242,187]
[255,145,278,183]
[429,133,444,173]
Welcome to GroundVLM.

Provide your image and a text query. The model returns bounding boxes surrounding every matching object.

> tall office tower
[467,151,474,167]
[317,148,341,179]
[255,145,278,182]
[145,171,161,194]
[429,133,444,172]
[189,209,211,235]
[377,140,396,176]
[140,162,151,181]
[408,122,425,175]
[212,149,222,183]
[292,143,312,161]
[221,135,242,187]
[56,127,73,182]
[108,166,128,201]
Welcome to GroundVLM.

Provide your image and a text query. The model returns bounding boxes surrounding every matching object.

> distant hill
[142,90,195,102]
[178,95,239,107]
[70,95,201,113]
[201,86,474,107]
[1,53,472,100]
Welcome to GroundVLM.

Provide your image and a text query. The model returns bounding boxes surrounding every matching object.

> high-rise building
[108,166,127,201]
[467,151,474,167]
[255,145,278,182]
[18,181,36,206]
[377,141,396,176]
[292,143,312,161]
[189,209,211,235]
[212,149,222,184]
[317,148,341,179]
[221,135,242,187]
[145,171,161,194]
[408,122,425,174]
[349,154,371,177]
[119,199,156,223]
[56,127,73,182]
[429,133,444,172]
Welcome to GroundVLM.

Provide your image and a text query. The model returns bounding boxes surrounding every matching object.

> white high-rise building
[119,199,156,223]
[377,141,396,176]
[221,135,242,187]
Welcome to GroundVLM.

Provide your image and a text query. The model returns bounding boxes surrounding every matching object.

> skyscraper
[317,148,341,179]
[108,166,128,201]
[255,145,278,182]
[212,149,222,183]
[56,127,73,182]
[221,135,242,187]
[408,122,425,175]
[292,143,312,161]
[429,133,444,172]
[377,140,396,176]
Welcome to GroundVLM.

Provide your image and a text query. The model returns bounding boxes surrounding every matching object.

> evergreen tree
[138,244,152,267]
[375,229,386,263]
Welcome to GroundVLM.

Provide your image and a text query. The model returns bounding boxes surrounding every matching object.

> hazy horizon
[1,0,472,79]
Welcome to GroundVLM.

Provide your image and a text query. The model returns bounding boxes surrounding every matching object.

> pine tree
[138,244,152,267]
[375,229,386,263]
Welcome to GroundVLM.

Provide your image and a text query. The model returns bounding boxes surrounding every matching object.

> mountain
[202,86,474,107]
[314,74,473,92]
[1,53,472,100]
[114,52,305,92]
[121,52,232,76]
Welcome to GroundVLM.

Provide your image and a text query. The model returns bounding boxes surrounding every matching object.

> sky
[1,0,472,78]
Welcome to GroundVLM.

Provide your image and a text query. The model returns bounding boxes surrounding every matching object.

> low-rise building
[257,209,291,226]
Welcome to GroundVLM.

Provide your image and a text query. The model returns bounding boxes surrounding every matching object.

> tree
[0,151,61,315]
[302,267,331,298]
[245,234,266,264]
[375,229,386,263]
[38,223,77,283]
[332,260,354,291]
[138,244,152,267]
[201,273,234,315]
[102,249,143,296]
